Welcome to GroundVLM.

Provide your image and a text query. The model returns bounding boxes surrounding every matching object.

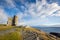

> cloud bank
[0,8,8,24]
[0,0,60,26]
[17,0,60,26]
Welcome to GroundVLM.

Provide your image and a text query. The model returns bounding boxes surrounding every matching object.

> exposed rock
[21,27,60,40]
[25,26,31,28]
[50,32,60,38]
[0,26,60,40]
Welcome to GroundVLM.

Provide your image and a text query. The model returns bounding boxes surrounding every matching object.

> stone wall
[7,15,18,26]
[7,17,12,26]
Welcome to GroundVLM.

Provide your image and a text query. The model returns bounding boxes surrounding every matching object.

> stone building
[7,15,18,26]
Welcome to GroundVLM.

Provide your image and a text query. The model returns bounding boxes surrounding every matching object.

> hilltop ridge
[0,25,60,40]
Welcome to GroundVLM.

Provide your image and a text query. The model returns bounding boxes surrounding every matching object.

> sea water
[34,27,60,33]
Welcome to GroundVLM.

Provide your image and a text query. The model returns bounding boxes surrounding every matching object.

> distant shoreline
[33,27,60,33]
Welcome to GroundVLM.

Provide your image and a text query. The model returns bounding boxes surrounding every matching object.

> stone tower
[7,17,12,26]
[12,15,18,26]
[7,15,18,26]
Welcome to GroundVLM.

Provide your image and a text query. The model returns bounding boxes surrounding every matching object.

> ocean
[34,27,60,33]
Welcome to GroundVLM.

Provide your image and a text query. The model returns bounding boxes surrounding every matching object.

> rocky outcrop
[0,26,60,40]
[21,27,60,40]
[50,32,60,38]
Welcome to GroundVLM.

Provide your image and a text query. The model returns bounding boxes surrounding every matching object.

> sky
[0,0,60,26]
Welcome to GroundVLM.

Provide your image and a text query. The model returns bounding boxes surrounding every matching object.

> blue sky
[0,0,60,26]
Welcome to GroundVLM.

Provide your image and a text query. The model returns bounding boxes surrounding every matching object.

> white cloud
[5,0,15,8]
[52,11,60,16]
[36,0,60,18]
[18,18,48,26]
[0,8,8,24]
[17,0,60,26]
[0,0,59,26]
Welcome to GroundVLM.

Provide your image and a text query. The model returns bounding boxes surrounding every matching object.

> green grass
[0,26,15,31]
[0,31,23,40]
[0,24,6,26]
[0,25,60,40]
[0,26,23,40]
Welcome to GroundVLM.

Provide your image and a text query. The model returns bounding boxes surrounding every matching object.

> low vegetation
[0,31,23,40]
[0,25,60,40]
[0,26,15,31]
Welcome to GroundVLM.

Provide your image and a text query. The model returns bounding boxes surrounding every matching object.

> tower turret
[7,15,18,26]
[12,15,18,26]
[7,17,12,26]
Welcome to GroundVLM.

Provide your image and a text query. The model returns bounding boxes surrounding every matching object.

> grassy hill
[0,25,60,40]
